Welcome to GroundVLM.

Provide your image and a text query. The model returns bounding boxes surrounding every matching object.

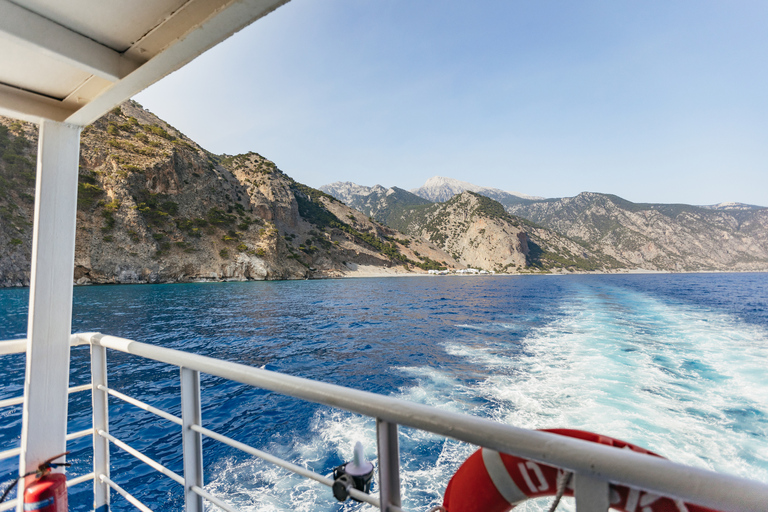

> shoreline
[1,266,766,289]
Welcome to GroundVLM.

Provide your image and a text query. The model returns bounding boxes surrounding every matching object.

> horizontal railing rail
[0,338,27,355]
[72,332,768,512]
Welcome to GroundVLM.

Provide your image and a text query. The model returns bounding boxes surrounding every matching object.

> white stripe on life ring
[481,449,529,506]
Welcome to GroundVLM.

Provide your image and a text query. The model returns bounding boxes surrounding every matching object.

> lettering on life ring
[441,429,720,512]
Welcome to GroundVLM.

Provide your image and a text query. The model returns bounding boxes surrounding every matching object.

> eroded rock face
[508,192,768,271]
[0,118,36,287]
[392,192,530,272]
[1,102,453,286]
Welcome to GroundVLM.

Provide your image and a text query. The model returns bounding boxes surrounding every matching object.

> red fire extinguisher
[22,452,70,512]
[0,452,70,510]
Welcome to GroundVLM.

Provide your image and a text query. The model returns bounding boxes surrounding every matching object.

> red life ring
[442,429,719,512]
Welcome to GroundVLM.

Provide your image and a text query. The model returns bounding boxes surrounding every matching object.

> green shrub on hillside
[78,182,103,208]
[133,192,178,226]
[207,208,235,226]
[143,124,175,141]
[101,210,116,231]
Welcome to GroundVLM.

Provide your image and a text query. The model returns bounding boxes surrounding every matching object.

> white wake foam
[205,283,768,511]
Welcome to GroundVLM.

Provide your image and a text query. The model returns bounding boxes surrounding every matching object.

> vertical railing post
[91,341,110,512]
[376,419,401,512]
[181,368,203,512]
[574,472,610,512]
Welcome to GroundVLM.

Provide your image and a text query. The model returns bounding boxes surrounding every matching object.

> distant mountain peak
[700,202,766,211]
[410,176,542,204]
[319,181,387,204]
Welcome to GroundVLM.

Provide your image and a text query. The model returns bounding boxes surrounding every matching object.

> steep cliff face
[508,193,768,271]
[71,101,312,284]
[0,119,36,287]
[389,192,530,271]
[1,102,453,286]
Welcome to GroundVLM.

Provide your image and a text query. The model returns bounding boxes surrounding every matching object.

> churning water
[1,273,767,511]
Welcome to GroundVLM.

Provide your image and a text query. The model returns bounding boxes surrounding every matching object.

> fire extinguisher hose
[0,452,70,504]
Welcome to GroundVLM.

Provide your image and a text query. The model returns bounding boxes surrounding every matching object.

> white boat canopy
[0,0,288,126]
[0,2,287,508]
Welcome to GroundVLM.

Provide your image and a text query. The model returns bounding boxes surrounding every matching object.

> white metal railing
[4,334,768,512]
[75,332,768,512]
[0,338,95,512]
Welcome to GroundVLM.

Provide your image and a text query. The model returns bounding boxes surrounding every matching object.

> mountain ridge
[322,178,768,273]
[410,176,543,206]
[0,103,460,287]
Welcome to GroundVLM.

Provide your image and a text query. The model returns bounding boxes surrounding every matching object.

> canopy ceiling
[0,0,288,125]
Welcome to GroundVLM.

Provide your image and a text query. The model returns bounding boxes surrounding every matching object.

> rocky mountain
[700,202,766,212]
[0,119,36,287]
[318,182,385,205]
[322,176,768,273]
[7,104,765,285]
[386,191,619,272]
[385,192,528,271]
[319,182,431,226]
[507,193,768,271]
[410,176,542,207]
[0,102,458,287]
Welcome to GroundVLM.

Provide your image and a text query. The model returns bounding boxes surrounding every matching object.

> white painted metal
[0,37,92,99]
[65,428,93,442]
[575,473,610,512]
[64,0,289,127]
[18,120,81,512]
[181,368,204,512]
[190,423,380,506]
[70,333,92,348]
[68,383,92,395]
[91,343,110,512]
[0,339,27,355]
[0,447,21,461]
[0,499,18,512]
[0,0,139,83]
[100,474,154,512]
[66,472,95,488]
[77,332,768,512]
[0,0,288,126]
[0,83,77,124]
[15,0,189,52]
[0,396,23,409]
[377,419,402,512]
[98,430,185,486]
[98,385,183,426]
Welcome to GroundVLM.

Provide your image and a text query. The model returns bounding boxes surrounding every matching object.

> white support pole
[91,344,110,512]
[376,419,401,512]
[574,473,610,512]
[18,120,81,510]
[181,368,203,512]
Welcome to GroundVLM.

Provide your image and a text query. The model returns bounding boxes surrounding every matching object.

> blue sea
[1,273,767,512]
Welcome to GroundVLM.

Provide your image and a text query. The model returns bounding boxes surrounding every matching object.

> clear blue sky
[135,0,768,206]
